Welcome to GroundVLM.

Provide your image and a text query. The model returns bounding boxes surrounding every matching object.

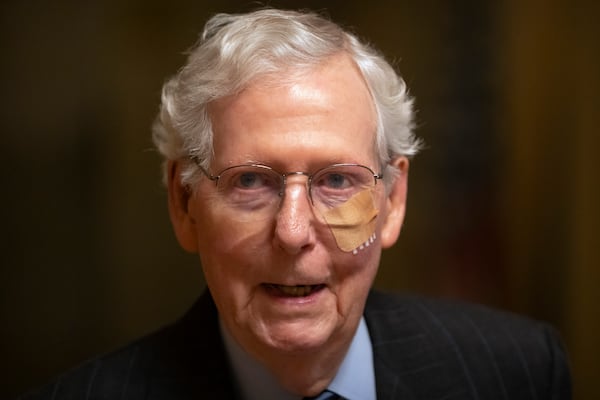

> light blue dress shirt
[220,317,376,400]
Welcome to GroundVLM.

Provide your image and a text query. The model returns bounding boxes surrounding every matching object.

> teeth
[275,285,314,297]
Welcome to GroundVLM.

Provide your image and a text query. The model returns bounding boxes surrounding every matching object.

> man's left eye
[238,172,261,188]
[322,173,351,189]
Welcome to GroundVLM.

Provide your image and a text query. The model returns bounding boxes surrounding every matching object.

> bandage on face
[321,189,378,253]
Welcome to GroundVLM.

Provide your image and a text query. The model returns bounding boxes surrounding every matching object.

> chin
[255,320,336,354]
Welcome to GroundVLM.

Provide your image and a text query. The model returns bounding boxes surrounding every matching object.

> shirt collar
[220,317,376,400]
[328,317,376,400]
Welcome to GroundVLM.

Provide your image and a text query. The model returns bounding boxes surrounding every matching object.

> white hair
[152,8,421,186]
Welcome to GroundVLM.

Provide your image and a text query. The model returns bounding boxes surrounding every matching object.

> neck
[261,344,347,396]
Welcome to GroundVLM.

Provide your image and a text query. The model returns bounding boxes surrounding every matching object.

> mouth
[263,283,326,298]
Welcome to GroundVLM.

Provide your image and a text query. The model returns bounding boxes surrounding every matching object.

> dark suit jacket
[21,290,571,399]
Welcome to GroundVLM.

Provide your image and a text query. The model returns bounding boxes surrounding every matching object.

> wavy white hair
[152,8,421,186]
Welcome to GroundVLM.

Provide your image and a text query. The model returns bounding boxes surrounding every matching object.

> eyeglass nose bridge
[279,171,314,203]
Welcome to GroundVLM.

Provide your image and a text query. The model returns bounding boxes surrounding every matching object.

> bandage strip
[322,189,378,252]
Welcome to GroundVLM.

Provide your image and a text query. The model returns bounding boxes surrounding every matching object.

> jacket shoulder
[18,292,234,400]
[365,291,571,400]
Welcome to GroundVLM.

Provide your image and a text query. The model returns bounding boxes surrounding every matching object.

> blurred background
[1,0,598,398]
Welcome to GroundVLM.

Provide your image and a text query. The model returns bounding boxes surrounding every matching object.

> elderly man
[23,8,570,400]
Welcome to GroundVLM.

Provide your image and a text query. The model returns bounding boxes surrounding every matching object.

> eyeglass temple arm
[190,156,219,182]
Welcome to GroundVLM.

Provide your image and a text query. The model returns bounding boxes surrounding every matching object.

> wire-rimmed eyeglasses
[193,161,382,217]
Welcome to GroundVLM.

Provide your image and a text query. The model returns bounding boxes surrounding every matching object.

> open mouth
[263,284,325,297]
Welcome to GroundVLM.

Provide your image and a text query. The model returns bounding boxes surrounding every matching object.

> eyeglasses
[195,162,382,220]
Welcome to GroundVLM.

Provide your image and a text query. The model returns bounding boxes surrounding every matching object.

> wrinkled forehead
[207,53,379,160]
[210,52,375,114]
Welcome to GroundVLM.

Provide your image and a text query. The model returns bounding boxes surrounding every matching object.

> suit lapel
[165,290,237,399]
[364,291,466,400]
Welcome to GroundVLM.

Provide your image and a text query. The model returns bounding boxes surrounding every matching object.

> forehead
[208,54,378,168]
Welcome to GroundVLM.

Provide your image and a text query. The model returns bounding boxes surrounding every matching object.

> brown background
[1,0,598,398]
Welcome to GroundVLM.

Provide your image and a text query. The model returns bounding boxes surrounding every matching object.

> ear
[167,160,199,253]
[380,157,409,248]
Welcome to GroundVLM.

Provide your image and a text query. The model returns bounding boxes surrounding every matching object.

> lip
[261,283,326,300]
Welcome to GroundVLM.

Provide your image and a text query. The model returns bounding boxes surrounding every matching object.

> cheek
[331,245,380,323]
[321,189,379,254]
[333,237,381,290]
[196,218,272,321]
[197,221,273,289]
[199,220,270,259]
[192,194,273,257]
[191,200,274,291]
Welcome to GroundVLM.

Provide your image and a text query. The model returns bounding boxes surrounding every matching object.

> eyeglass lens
[211,164,377,222]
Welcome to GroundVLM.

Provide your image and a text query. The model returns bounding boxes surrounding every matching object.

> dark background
[1,0,598,398]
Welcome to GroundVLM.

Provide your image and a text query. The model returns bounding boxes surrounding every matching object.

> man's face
[169,54,408,362]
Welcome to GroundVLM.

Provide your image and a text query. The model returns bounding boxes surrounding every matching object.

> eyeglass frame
[191,157,384,206]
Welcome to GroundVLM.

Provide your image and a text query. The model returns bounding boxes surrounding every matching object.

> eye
[227,168,279,191]
[313,170,356,191]
[310,165,377,209]
[318,172,353,190]
[237,172,262,188]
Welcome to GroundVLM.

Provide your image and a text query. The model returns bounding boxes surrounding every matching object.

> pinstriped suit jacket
[21,290,571,399]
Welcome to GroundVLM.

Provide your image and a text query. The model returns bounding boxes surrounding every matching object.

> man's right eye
[238,172,258,188]
[232,171,274,190]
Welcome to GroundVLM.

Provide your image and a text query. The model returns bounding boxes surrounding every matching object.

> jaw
[225,301,359,397]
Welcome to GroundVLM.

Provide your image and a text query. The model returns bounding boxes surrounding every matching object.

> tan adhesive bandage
[322,189,378,253]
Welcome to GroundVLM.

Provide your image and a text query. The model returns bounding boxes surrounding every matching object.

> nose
[273,176,315,255]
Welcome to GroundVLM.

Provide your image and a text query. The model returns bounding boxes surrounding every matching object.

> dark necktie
[302,390,342,399]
